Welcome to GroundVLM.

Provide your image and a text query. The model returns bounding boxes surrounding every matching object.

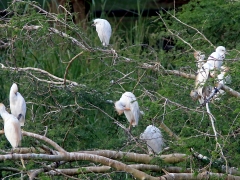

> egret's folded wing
[130,100,140,126]
[102,21,112,45]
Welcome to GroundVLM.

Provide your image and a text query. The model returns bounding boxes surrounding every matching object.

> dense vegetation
[0,0,240,179]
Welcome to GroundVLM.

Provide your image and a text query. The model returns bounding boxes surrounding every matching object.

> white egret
[140,125,164,155]
[0,103,25,168]
[191,46,228,104]
[92,18,112,46]
[115,92,141,130]
[0,103,21,148]
[9,83,26,126]
[207,46,227,76]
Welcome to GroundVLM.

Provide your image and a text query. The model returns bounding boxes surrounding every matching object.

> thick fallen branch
[160,172,240,180]
[78,150,187,164]
[45,165,192,176]
[46,164,162,175]
[0,152,159,180]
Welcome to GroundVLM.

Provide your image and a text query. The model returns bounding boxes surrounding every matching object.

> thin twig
[63,51,84,86]
[161,8,215,48]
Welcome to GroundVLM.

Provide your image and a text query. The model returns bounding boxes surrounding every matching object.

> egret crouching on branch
[0,103,22,148]
[10,83,26,126]
[92,18,112,47]
[140,125,164,155]
[115,92,141,131]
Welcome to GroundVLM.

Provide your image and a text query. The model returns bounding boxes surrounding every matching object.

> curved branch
[0,130,66,154]
[63,51,84,86]
[0,63,82,87]
[22,131,67,154]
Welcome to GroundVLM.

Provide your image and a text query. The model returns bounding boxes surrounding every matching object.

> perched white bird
[191,46,228,104]
[115,92,141,130]
[207,46,227,72]
[9,83,26,126]
[0,103,22,148]
[140,125,164,155]
[92,18,112,46]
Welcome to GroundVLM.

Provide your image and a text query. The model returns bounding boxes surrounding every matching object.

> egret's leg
[20,158,26,169]
[128,121,133,132]
[18,147,26,169]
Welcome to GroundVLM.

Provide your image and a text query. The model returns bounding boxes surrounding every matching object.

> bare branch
[142,63,240,98]
[156,12,195,51]
[0,63,82,87]
[0,152,160,180]
[78,150,188,164]
[22,131,67,154]
[160,122,180,140]
[48,28,89,51]
[161,172,240,180]
[161,8,215,48]
[0,130,66,154]
[63,51,84,86]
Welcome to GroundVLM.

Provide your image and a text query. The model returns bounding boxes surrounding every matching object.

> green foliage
[1,0,240,179]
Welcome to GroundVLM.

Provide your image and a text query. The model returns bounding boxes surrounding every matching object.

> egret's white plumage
[140,125,164,155]
[191,46,228,104]
[9,83,26,126]
[115,92,140,129]
[0,103,22,148]
[92,18,112,46]
[207,46,227,71]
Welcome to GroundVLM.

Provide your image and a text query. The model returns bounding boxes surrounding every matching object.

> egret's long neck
[0,110,9,121]
[10,90,17,102]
